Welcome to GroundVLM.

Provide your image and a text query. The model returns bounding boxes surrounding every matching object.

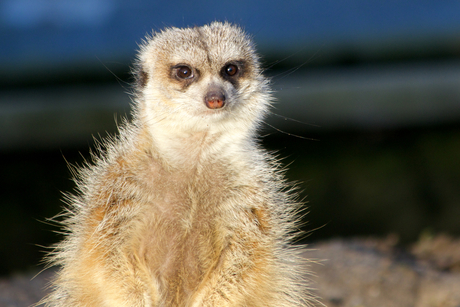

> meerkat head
[133,22,272,140]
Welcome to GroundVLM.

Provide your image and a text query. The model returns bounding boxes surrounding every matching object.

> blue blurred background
[1,0,460,275]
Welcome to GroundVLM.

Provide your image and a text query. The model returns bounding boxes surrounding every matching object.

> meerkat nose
[204,89,226,109]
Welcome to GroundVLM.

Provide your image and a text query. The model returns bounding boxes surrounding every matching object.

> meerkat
[41,22,316,307]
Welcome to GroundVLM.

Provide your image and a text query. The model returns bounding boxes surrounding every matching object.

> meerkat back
[42,22,316,307]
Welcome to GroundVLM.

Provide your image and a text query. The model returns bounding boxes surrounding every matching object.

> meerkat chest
[139,161,238,295]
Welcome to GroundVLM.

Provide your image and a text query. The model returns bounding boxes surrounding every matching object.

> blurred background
[1,0,460,276]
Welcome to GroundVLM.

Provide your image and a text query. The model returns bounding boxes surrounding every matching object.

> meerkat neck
[143,119,253,170]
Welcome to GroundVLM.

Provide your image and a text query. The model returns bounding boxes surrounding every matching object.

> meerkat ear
[134,63,149,89]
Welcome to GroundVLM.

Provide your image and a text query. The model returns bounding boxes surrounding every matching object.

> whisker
[270,45,324,81]
[95,56,131,90]
[262,120,319,141]
[269,111,320,128]
[264,47,311,71]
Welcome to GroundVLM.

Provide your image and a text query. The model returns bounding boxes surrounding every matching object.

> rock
[2,237,460,307]
[0,269,53,307]
[309,236,460,307]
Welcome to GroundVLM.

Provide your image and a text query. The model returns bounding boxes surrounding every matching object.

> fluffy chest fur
[79,128,272,305]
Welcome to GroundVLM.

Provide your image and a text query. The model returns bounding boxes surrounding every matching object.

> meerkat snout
[204,87,226,109]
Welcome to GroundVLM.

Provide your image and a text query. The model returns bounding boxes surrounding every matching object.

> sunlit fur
[40,22,317,307]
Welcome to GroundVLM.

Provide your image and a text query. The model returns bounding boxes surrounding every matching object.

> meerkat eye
[176,66,194,79]
[224,64,238,76]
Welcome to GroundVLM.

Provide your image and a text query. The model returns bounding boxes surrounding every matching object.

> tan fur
[40,22,316,306]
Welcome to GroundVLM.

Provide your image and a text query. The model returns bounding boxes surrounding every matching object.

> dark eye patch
[224,64,238,76]
[170,64,199,89]
[220,60,246,87]
[176,66,194,79]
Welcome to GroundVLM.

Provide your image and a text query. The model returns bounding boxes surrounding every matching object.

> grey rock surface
[2,236,459,307]
[310,236,460,307]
